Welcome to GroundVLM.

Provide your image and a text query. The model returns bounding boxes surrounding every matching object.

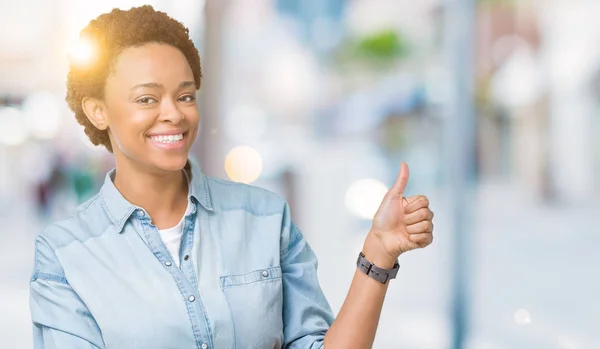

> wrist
[362,231,399,269]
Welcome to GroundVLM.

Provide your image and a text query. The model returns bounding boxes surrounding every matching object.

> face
[99,43,199,173]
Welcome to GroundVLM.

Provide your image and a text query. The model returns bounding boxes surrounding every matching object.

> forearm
[323,233,398,349]
[324,163,435,348]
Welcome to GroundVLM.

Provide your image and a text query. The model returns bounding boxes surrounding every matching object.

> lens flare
[69,36,97,67]
[225,146,263,184]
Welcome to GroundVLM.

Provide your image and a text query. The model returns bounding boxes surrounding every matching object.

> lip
[146,129,187,137]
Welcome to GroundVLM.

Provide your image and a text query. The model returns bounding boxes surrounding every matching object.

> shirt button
[201,344,208,349]
[188,295,196,302]
[261,270,269,277]
[164,261,172,267]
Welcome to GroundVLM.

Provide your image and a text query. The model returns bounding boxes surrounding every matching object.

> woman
[29,6,434,349]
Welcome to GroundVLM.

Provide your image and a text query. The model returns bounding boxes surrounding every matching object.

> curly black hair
[66,5,202,152]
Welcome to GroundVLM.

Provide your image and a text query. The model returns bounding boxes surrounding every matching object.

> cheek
[184,106,200,124]
[186,127,198,146]
[185,110,200,140]
[109,110,155,150]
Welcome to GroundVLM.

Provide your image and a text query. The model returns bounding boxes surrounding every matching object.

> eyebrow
[130,81,196,90]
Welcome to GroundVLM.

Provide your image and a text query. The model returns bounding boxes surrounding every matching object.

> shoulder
[203,176,303,252]
[38,193,113,249]
[32,193,112,281]
[204,176,288,216]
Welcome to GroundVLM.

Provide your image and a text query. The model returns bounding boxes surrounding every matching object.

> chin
[151,153,189,173]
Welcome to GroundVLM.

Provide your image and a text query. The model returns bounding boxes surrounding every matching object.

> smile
[149,133,184,143]
[147,131,187,150]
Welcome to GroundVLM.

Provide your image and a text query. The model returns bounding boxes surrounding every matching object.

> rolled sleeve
[281,204,334,349]
[30,237,104,349]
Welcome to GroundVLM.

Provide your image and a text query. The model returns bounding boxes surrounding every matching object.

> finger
[406,220,433,235]
[402,197,410,207]
[403,195,421,204]
[388,162,409,199]
[403,208,434,225]
[404,195,429,214]
[408,233,433,247]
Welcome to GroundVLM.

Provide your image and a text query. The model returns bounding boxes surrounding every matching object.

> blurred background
[1,0,599,348]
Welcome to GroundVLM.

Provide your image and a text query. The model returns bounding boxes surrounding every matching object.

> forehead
[108,43,193,86]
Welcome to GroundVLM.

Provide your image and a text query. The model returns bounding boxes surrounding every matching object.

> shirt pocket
[220,266,284,349]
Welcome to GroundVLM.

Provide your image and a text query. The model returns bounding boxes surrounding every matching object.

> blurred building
[475,0,600,204]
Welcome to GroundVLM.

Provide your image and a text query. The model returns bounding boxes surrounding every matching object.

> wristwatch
[356,252,400,284]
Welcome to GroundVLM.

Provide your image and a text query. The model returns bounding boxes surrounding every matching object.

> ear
[81,97,109,130]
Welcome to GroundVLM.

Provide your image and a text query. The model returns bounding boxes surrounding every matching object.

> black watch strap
[356,252,399,284]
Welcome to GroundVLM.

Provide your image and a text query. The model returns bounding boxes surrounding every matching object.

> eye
[137,96,158,104]
[179,94,196,102]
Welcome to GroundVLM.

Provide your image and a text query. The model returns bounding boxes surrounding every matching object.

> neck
[113,157,188,228]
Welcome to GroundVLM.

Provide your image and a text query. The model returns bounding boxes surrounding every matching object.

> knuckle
[412,233,425,242]
[418,234,433,248]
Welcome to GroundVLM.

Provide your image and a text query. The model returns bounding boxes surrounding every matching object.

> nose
[158,98,184,124]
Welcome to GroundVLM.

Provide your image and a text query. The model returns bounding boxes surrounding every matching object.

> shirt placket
[135,208,214,349]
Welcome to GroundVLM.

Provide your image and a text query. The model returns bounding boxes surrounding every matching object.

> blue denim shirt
[30,160,333,348]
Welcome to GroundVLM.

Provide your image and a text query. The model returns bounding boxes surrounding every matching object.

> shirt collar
[99,158,213,233]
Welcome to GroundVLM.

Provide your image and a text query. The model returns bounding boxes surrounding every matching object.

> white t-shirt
[159,200,192,267]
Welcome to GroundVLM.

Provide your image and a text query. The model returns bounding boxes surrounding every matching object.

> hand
[364,163,434,266]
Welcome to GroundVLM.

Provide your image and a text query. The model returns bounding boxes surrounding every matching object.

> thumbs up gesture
[363,163,434,266]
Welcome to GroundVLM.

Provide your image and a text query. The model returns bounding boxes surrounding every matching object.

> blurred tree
[71,168,95,202]
[354,30,407,61]
[334,29,410,69]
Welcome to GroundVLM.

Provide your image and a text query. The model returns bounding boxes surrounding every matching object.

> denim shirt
[29,160,334,349]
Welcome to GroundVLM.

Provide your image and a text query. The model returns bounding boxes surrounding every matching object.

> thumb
[389,162,409,199]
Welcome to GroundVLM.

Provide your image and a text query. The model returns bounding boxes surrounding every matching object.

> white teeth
[150,133,184,143]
